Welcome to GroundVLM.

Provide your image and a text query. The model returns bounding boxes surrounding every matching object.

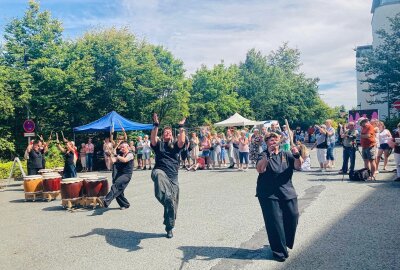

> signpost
[24,132,35,137]
[393,100,400,110]
[23,119,35,144]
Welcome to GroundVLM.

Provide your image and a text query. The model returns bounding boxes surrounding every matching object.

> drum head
[62,178,82,183]
[24,175,43,180]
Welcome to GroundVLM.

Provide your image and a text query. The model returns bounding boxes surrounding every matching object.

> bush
[0,160,27,179]
[0,144,64,179]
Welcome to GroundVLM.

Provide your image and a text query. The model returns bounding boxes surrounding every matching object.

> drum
[98,176,109,197]
[38,169,54,175]
[42,173,62,192]
[79,175,97,196]
[23,175,43,193]
[83,177,103,197]
[61,178,83,199]
[54,167,64,176]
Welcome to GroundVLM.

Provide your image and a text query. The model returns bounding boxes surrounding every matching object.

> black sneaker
[166,230,173,238]
[143,167,146,170]
[273,254,286,262]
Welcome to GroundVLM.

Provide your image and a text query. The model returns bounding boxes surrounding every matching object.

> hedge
[0,159,64,179]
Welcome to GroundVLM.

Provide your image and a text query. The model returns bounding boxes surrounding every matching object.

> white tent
[214,113,262,127]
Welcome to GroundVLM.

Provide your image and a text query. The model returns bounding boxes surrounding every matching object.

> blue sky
[0,0,374,109]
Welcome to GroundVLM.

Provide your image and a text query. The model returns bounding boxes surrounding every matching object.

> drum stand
[42,191,60,202]
[24,192,43,202]
[62,198,85,210]
[83,196,104,209]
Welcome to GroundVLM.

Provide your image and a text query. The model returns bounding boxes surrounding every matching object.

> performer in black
[102,142,134,210]
[26,140,43,175]
[57,140,77,178]
[150,113,186,238]
[256,132,302,262]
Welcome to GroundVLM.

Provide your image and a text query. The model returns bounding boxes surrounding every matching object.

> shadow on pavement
[177,245,272,270]
[88,207,120,216]
[9,198,47,203]
[275,179,400,270]
[41,205,66,211]
[71,228,165,252]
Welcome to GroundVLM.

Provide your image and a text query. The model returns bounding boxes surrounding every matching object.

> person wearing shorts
[200,134,211,169]
[136,136,143,169]
[359,118,377,180]
[238,130,249,171]
[377,122,392,171]
[142,135,152,170]
[311,124,328,172]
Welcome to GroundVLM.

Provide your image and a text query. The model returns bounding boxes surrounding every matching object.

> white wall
[356,1,400,119]
[372,2,400,47]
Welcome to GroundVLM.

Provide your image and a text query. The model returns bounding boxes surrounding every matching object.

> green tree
[1,0,64,155]
[238,45,332,127]
[357,13,400,115]
[189,62,251,126]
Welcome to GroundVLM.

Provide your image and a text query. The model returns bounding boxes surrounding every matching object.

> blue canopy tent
[73,111,153,133]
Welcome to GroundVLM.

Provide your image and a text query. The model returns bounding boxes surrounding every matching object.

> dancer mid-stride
[150,113,186,238]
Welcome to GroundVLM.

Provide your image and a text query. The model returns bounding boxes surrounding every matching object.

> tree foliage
[238,46,333,127]
[0,1,336,159]
[357,13,400,109]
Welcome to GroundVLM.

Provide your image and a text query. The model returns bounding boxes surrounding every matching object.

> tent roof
[214,113,261,127]
[73,111,153,133]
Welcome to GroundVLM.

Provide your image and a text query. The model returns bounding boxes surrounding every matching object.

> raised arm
[151,113,159,147]
[177,118,186,149]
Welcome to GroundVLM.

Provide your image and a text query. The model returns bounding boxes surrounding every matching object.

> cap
[358,117,368,125]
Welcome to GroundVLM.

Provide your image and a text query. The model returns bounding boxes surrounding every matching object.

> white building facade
[356,0,400,119]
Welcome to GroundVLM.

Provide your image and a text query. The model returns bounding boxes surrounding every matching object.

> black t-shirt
[256,150,297,200]
[64,151,75,166]
[152,140,183,182]
[28,150,43,169]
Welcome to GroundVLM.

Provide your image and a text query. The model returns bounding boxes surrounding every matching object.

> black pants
[104,173,132,208]
[28,167,40,176]
[341,146,356,173]
[151,169,179,231]
[258,197,299,259]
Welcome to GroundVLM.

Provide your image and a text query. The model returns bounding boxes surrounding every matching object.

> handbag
[316,135,328,149]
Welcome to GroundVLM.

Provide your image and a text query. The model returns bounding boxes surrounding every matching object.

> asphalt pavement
[1,147,399,270]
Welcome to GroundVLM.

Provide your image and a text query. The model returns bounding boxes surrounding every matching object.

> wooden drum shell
[61,178,83,200]
[23,175,43,193]
[42,174,62,192]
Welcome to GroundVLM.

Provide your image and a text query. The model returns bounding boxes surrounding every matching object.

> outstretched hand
[178,117,186,126]
[153,113,159,124]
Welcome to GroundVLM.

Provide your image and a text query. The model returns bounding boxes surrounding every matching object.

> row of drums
[61,175,109,200]
[23,173,109,200]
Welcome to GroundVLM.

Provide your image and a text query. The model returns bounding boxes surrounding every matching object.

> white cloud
[117,0,373,109]
[1,0,374,110]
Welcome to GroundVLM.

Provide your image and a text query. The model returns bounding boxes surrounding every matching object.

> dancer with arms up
[150,113,186,238]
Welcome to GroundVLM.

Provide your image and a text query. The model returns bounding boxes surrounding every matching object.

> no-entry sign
[23,119,35,133]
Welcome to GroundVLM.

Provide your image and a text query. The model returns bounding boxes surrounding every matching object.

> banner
[348,109,379,124]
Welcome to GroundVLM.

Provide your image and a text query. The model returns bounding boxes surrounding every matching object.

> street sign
[23,120,35,132]
[24,132,35,137]
[394,100,400,110]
